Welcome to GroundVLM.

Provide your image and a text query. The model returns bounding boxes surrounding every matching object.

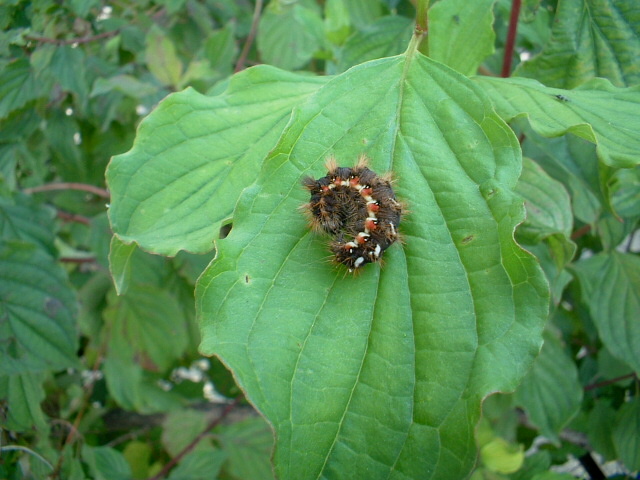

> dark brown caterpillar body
[301,156,403,271]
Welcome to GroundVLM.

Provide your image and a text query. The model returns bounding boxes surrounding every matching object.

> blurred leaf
[44,109,85,181]
[104,285,188,372]
[515,0,640,88]
[216,417,273,480]
[166,446,226,480]
[146,25,183,88]
[595,212,638,251]
[531,473,578,480]
[122,441,152,480]
[514,330,583,443]
[510,451,552,480]
[102,327,182,413]
[515,156,576,303]
[49,45,89,105]
[88,212,112,268]
[0,240,78,371]
[596,345,635,382]
[90,74,160,99]
[516,157,573,242]
[609,167,640,218]
[522,132,602,225]
[0,371,47,431]
[571,252,640,374]
[197,50,548,478]
[0,58,42,120]
[0,192,57,256]
[344,0,383,28]
[480,437,524,474]
[108,235,136,295]
[428,0,495,75]
[162,409,209,457]
[82,446,132,480]
[257,0,324,70]
[157,0,187,16]
[612,397,640,471]
[107,66,328,256]
[203,23,238,75]
[524,240,573,305]
[587,400,618,461]
[324,0,351,46]
[475,76,640,168]
[69,0,100,17]
[335,15,413,73]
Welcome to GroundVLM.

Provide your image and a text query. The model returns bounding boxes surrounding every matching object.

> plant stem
[25,30,119,46]
[415,0,429,32]
[501,0,521,77]
[235,0,263,72]
[146,397,242,480]
[24,182,110,198]
[57,211,92,226]
[414,0,429,53]
[584,373,637,391]
[571,224,592,240]
[0,446,54,470]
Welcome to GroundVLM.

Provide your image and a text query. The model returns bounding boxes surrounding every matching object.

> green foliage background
[1,0,639,479]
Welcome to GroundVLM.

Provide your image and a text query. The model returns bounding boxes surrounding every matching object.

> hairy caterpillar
[301,155,403,272]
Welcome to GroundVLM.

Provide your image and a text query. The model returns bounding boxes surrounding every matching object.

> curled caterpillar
[301,155,403,272]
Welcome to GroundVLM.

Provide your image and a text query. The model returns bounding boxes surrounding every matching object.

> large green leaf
[196,44,548,478]
[428,0,496,76]
[515,0,640,88]
[474,76,640,168]
[107,66,327,256]
[571,252,640,375]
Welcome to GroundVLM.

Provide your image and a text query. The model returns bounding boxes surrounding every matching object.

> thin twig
[25,30,119,46]
[415,0,429,34]
[501,0,521,77]
[59,256,97,264]
[0,446,54,470]
[106,426,152,448]
[146,397,243,480]
[571,224,592,240]
[584,373,637,392]
[57,211,92,226]
[234,0,263,72]
[51,345,108,479]
[24,182,110,198]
